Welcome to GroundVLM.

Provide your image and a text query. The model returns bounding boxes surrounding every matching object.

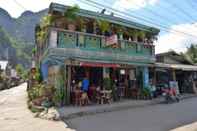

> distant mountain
[0,8,48,44]
[0,8,48,68]
[0,26,34,68]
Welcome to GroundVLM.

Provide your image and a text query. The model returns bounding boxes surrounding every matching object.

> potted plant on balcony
[64,5,80,31]
[129,29,138,42]
[97,20,110,35]
[138,31,146,43]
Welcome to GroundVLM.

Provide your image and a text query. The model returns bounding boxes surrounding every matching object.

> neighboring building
[155,51,197,94]
[35,3,160,104]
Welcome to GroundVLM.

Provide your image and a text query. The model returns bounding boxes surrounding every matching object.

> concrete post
[142,67,149,88]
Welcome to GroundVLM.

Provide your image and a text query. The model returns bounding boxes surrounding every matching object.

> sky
[0,0,197,53]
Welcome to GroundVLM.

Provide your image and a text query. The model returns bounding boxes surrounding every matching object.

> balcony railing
[40,27,155,61]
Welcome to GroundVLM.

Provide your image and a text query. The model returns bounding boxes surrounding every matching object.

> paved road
[0,83,74,131]
[67,97,197,131]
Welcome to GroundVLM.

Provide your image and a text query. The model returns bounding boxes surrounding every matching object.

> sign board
[105,34,118,46]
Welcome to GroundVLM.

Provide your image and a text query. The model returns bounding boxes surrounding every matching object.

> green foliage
[40,14,54,28]
[128,29,139,39]
[64,5,80,22]
[16,64,24,76]
[36,30,46,42]
[103,77,112,90]
[138,31,146,39]
[28,84,44,100]
[140,88,151,99]
[52,74,65,106]
[0,26,32,67]
[182,44,197,64]
[97,20,110,34]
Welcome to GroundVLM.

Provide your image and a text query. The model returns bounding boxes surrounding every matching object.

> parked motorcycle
[162,87,180,104]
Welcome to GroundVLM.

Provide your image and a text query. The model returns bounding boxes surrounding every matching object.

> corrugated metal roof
[155,62,197,71]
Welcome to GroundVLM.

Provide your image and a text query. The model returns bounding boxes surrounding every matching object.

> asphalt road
[67,97,197,131]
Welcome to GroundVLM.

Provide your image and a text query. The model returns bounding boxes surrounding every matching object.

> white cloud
[0,0,76,18]
[155,23,197,53]
[113,0,158,11]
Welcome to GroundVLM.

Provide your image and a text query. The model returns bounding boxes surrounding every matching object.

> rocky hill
[0,8,48,67]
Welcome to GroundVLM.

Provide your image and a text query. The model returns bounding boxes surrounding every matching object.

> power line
[80,0,197,38]
[12,0,27,10]
[164,0,197,23]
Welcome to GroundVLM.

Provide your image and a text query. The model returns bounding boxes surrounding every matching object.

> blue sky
[0,0,197,53]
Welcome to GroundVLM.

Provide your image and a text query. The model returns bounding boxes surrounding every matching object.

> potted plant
[97,20,110,35]
[138,31,146,42]
[128,29,137,42]
[64,5,80,31]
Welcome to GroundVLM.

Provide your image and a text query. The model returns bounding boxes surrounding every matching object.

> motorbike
[162,88,180,104]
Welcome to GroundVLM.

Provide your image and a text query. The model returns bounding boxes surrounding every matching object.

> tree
[181,44,197,64]
[16,64,24,77]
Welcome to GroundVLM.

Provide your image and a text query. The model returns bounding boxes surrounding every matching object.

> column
[66,65,71,105]
[142,67,149,88]
[172,69,176,81]
[40,62,48,82]
[153,67,157,86]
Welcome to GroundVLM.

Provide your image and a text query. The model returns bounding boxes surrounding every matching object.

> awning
[155,62,197,71]
[80,62,120,68]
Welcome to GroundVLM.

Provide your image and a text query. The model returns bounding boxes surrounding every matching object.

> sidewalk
[58,94,197,120]
[171,122,197,131]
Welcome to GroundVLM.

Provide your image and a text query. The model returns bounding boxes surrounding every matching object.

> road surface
[0,83,74,131]
[67,97,197,131]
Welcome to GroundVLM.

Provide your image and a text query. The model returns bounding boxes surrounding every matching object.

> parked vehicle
[162,86,180,104]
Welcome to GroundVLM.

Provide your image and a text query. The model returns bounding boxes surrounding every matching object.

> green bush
[140,88,151,99]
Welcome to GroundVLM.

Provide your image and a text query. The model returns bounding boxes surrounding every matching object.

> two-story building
[35,3,160,105]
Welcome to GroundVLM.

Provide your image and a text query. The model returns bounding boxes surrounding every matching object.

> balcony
[40,27,156,65]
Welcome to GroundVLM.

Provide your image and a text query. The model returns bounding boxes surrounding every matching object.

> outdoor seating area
[71,88,113,106]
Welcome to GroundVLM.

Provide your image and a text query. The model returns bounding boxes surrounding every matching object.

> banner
[105,34,118,46]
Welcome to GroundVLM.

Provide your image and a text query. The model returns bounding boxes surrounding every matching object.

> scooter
[162,88,180,104]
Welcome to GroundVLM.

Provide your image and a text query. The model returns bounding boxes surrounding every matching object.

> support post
[143,67,149,88]
[172,69,176,81]
[66,65,71,105]
[153,67,156,85]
